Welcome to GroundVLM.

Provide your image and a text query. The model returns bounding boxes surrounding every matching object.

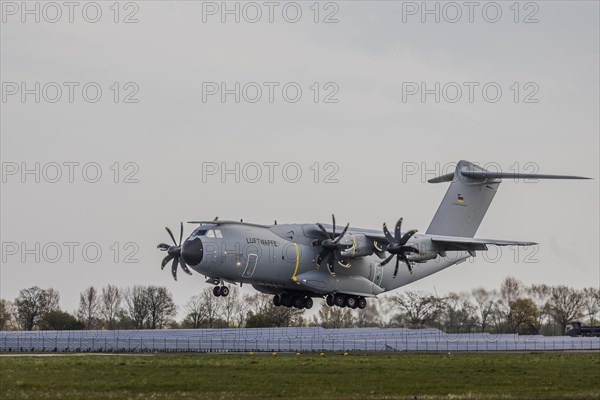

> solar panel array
[1,327,598,352]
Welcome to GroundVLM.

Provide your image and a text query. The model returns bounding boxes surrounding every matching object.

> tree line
[1,277,598,335]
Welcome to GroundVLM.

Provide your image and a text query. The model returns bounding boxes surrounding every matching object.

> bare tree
[582,287,600,325]
[387,291,445,328]
[182,287,227,328]
[235,294,251,328]
[315,303,355,328]
[182,294,205,329]
[527,284,552,333]
[221,286,240,327]
[442,292,477,333]
[14,286,52,330]
[0,299,15,330]
[497,277,525,332]
[124,286,150,329]
[471,287,498,332]
[245,294,304,327]
[547,286,585,331]
[77,286,101,329]
[355,299,383,328]
[100,284,122,329]
[145,286,176,329]
[200,287,223,328]
[45,288,61,312]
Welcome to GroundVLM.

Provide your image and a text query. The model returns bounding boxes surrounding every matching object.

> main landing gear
[326,293,367,309]
[212,285,229,297]
[273,294,313,310]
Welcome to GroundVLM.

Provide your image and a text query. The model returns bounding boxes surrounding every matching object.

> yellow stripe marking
[292,243,300,283]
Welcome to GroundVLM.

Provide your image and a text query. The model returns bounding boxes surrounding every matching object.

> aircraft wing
[427,235,537,252]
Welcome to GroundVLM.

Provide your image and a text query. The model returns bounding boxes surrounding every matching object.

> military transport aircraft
[157,160,590,310]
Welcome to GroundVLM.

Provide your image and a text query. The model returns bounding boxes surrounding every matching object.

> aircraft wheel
[273,294,282,307]
[294,297,305,309]
[219,286,229,297]
[357,297,367,309]
[334,294,346,308]
[304,297,313,310]
[282,295,293,307]
[213,286,221,297]
[326,294,335,307]
[347,296,358,309]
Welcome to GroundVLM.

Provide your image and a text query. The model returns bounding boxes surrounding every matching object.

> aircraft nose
[181,237,203,266]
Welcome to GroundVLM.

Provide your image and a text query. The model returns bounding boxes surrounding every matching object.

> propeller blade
[327,263,336,276]
[165,227,177,246]
[383,223,395,243]
[394,218,403,241]
[336,251,351,268]
[316,249,329,266]
[327,252,335,267]
[326,253,336,275]
[331,214,336,236]
[179,257,192,275]
[393,256,400,279]
[161,253,175,269]
[316,223,330,239]
[379,254,394,266]
[334,223,350,243]
[404,258,413,274]
[179,222,184,246]
[171,257,179,281]
[157,243,170,251]
[399,229,418,246]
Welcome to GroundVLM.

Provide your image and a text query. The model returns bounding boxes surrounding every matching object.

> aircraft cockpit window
[206,230,216,238]
[215,229,223,238]
[193,229,207,236]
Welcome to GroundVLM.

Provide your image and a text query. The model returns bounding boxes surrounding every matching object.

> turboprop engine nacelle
[405,237,439,263]
[338,234,374,258]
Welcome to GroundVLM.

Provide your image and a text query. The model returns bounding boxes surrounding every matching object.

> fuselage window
[215,229,223,238]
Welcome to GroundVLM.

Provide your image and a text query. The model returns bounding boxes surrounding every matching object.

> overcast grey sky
[1,1,598,314]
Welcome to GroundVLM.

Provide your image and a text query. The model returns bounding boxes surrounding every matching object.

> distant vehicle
[157,160,590,311]
[565,322,600,337]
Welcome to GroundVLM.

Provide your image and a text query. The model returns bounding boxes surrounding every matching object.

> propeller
[380,217,419,278]
[157,222,192,281]
[315,214,352,276]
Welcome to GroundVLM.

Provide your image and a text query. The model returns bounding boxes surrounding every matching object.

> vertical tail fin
[426,160,590,238]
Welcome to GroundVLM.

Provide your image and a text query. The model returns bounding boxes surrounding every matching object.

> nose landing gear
[212,285,229,297]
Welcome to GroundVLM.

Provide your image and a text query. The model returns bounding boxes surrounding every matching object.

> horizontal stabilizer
[428,168,591,183]
[426,160,591,238]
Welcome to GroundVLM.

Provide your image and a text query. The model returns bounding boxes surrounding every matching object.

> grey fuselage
[181,221,469,298]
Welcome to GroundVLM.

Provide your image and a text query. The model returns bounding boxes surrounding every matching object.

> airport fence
[1,327,599,353]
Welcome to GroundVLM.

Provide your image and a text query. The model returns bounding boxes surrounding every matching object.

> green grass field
[1,352,599,399]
